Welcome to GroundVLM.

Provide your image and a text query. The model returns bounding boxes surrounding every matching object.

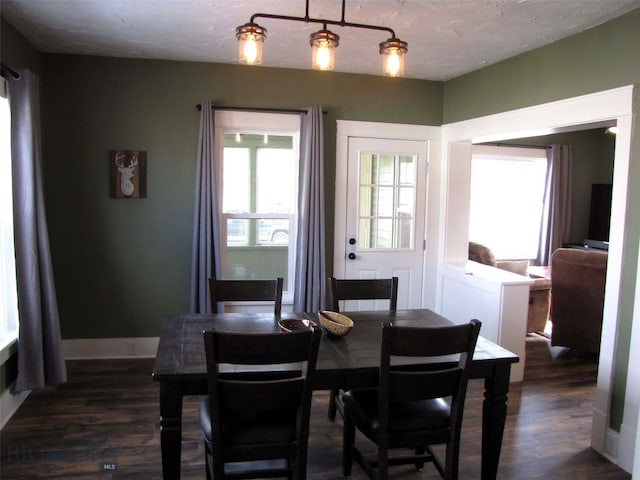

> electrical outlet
[126,341,136,356]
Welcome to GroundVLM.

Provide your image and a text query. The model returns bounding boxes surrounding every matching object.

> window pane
[0,95,18,334]
[222,148,250,213]
[469,149,547,260]
[225,217,290,285]
[256,148,295,213]
[357,152,416,250]
[399,155,415,185]
[377,154,395,185]
[219,126,298,296]
[226,218,249,246]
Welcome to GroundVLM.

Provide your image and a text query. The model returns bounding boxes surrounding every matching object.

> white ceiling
[2,0,639,81]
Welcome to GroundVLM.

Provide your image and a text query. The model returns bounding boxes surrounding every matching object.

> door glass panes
[221,133,296,284]
[358,152,416,249]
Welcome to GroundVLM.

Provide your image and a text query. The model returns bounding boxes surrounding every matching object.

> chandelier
[236,0,408,77]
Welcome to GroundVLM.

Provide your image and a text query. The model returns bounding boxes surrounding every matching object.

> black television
[588,183,612,242]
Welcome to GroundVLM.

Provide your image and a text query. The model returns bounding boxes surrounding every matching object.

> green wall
[37,55,442,339]
[445,8,640,431]
[443,9,640,123]
[500,128,616,243]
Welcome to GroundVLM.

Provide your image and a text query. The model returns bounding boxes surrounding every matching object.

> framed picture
[109,150,147,198]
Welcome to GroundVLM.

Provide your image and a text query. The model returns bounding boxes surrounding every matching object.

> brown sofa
[550,248,608,353]
[468,242,551,333]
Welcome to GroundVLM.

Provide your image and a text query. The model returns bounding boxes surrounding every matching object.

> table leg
[481,364,511,480]
[159,381,183,480]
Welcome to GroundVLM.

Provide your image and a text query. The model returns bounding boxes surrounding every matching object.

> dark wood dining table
[152,309,519,480]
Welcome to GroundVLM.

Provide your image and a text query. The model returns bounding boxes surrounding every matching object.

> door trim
[335,121,442,309]
[441,85,636,465]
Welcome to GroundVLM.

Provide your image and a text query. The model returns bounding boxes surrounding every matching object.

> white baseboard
[62,337,159,359]
[604,429,619,463]
[618,422,636,473]
[0,385,29,430]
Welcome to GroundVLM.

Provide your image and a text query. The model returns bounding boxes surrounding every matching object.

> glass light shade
[380,38,408,77]
[310,29,339,71]
[236,23,267,65]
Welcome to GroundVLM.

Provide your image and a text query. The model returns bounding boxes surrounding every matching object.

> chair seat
[200,399,297,446]
[342,388,451,434]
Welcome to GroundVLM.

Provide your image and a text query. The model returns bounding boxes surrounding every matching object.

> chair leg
[204,441,212,480]
[342,412,355,476]
[378,446,388,480]
[414,446,425,470]
[444,438,460,480]
[328,389,339,420]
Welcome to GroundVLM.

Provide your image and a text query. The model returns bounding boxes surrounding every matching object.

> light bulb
[242,35,259,64]
[385,50,401,76]
[315,43,331,70]
[380,38,407,77]
[310,29,339,71]
[236,23,266,65]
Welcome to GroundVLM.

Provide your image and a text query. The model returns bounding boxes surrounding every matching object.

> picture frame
[109,150,147,198]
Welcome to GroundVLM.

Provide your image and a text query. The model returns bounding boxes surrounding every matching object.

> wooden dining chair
[326,276,399,420]
[342,319,481,480]
[209,277,284,316]
[328,277,398,312]
[199,326,321,480]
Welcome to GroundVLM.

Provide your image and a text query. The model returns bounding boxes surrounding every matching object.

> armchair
[468,242,551,334]
[550,248,608,353]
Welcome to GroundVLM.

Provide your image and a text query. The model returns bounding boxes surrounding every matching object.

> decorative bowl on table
[318,311,354,336]
[278,318,315,333]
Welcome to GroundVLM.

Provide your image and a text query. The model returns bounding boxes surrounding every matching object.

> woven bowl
[318,311,354,336]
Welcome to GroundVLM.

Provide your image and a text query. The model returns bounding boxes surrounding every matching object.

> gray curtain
[537,144,573,266]
[189,100,221,313]
[293,106,326,312]
[8,69,67,391]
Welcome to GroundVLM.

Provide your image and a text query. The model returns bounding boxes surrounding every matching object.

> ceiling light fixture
[236,0,408,77]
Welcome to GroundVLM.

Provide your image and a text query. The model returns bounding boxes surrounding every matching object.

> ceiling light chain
[235,0,408,77]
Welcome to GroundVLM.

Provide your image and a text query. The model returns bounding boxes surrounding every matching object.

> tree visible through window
[469,145,547,260]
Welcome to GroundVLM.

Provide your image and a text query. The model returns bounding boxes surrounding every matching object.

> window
[358,152,416,250]
[469,145,547,260]
[0,79,19,349]
[216,111,300,302]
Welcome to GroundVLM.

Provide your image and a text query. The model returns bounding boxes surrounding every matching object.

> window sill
[0,331,18,365]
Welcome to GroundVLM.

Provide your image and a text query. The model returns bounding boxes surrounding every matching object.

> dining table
[152,309,519,480]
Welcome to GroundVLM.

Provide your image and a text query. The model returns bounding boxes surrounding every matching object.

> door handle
[348,252,356,260]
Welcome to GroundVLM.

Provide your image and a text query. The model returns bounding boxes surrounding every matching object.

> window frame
[214,111,301,305]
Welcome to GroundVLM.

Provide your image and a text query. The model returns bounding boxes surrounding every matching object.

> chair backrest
[329,277,398,312]
[209,277,283,315]
[378,319,481,435]
[203,326,321,478]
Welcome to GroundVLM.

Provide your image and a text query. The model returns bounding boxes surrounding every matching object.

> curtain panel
[189,100,221,313]
[293,106,326,312]
[8,69,67,391]
[537,144,573,266]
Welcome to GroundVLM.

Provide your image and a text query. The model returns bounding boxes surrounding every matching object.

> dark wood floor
[0,334,631,479]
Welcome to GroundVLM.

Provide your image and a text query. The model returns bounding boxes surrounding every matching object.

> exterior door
[337,136,428,309]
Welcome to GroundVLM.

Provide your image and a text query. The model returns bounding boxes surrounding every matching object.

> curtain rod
[196,104,304,114]
[195,104,326,115]
[0,62,20,79]
[480,142,548,150]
